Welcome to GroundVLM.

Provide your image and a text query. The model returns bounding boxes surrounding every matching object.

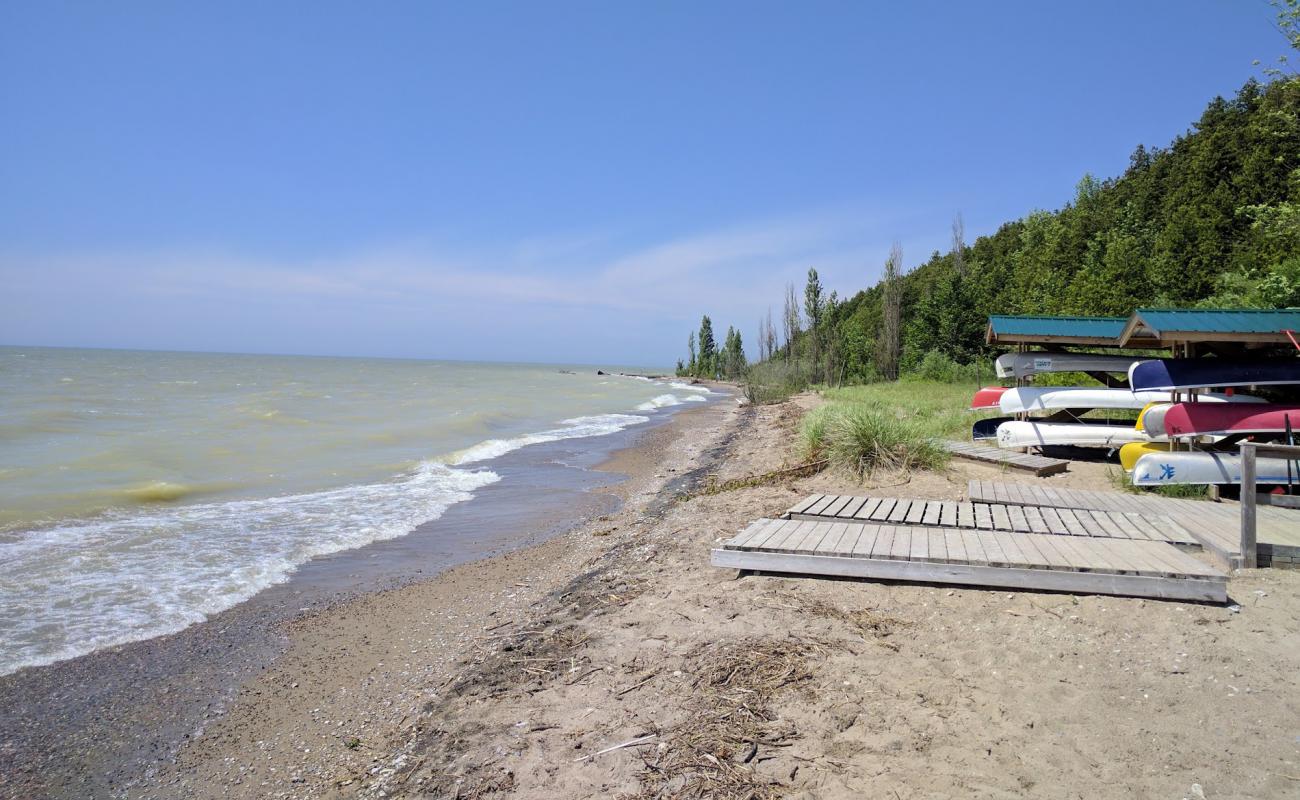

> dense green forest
[679,70,1300,390]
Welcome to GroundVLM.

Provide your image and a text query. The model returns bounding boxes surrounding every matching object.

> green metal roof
[987,315,1128,339]
[1131,308,1300,334]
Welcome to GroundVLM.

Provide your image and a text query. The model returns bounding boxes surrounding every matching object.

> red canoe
[970,386,1009,410]
[1161,403,1300,437]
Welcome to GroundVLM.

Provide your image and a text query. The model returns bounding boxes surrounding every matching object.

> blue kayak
[1129,358,1300,391]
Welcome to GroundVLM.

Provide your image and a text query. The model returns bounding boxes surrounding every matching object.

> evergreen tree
[697,315,716,377]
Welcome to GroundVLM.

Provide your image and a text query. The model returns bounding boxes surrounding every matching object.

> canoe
[971,416,1014,441]
[996,421,1151,450]
[997,387,1259,414]
[1141,404,1173,438]
[1157,403,1300,438]
[970,386,1008,410]
[1119,442,1173,471]
[1129,358,1300,392]
[1134,401,1169,434]
[1132,450,1300,486]
[995,352,1149,379]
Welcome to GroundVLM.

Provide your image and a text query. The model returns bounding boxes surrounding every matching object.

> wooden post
[1240,442,1257,569]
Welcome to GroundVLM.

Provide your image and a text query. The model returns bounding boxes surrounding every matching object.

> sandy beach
[5,393,1300,799]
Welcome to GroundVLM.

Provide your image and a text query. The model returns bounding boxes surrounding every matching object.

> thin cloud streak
[0,208,947,362]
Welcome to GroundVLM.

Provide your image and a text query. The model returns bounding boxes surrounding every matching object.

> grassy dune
[800,380,990,475]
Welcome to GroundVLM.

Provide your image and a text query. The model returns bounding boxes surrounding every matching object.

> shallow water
[0,346,713,674]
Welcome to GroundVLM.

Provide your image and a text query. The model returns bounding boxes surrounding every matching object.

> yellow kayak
[1119,441,1173,471]
[1134,401,1171,433]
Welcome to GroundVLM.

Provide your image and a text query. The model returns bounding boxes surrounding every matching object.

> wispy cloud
[0,206,947,361]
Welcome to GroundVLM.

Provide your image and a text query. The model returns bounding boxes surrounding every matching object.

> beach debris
[625,638,813,799]
[572,732,659,763]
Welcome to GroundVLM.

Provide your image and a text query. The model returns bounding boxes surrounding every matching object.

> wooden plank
[889,527,912,561]
[922,502,942,526]
[908,526,929,562]
[976,532,1010,567]
[789,522,828,554]
[1040,507,1071,536]
[927,529,948,563]
[960,530,989,566]
[957,502,975,529]
[974,504,993,530]
[988,532,1030,569]
[1057,508,1090,537]
[1023,506,1051,535]
[837,496,869,519]
[872,526,896,559]
[990,504,1012,532]
[887,500,911,524]
[944,529,968,564]
[760,520,808,552]
[870,498,897,522]
[850,524,882,557]
[711,549,1227,603]
[852,498,883,520]
[743,519,794,551]
[826,523,866,556]
[1006,505,1031,533]
[813,522,851,555]
[1028,535,1076,571]
[823,496,854,518]
[806,495,837,516]
[727,519,777,549]
[787,494,824,516]
[939,501,957,528]
[904,501,927,525]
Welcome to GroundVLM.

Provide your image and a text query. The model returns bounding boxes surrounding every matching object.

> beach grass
[800,380,980,475]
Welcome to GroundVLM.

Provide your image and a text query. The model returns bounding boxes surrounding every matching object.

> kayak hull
[995,352,1149,379]
[1119,442,1173,472]
[970,386,1009,410]
[1129,358,1300,392]
[998,387,1260,414]
[1132,450,1300,486]
[1159,403,1300,438]
[996,421,1150,450]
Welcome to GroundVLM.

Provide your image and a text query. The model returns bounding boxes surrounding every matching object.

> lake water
[0,347,713,674]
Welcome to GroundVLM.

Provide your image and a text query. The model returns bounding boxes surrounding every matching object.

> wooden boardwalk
[712,518,1228,603]
[941,440,1069,476]
[968,480,1300,569]
[786,494,1199,547]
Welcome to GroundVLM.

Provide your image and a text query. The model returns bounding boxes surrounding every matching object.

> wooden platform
[968,480,1300,569]
[941,440,1069,476]
[786,494,1199,547]
[712,519,1228,603]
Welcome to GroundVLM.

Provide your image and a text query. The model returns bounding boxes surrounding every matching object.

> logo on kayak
[1158,463,1176,480]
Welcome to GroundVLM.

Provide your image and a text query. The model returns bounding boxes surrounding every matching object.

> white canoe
[995,352,1150,379]
[1132,450,1300,486]
[999,387,1264,414]
[996,420,1151,450]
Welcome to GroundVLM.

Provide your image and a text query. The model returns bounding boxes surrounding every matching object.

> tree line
[679,72,1300,388]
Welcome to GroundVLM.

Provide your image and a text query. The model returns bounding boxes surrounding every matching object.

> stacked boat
[970,352,1300,487]
[1122,358,1300,488]
[970,352,1192,450]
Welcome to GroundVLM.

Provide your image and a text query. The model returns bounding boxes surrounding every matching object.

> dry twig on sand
[621,639,815,800]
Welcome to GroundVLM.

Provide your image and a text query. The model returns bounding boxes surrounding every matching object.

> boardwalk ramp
[711,518,1227,603]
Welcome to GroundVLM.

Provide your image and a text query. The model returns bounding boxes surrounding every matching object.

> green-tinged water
[0,346,714,674]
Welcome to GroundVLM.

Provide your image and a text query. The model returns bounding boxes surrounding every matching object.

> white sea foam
[636,394,686,411]
[0,462,498,675]
[669,381,713,394]
[451,413,649,465]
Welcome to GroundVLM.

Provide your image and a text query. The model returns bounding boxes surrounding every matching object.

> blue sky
[0,1,1287,366]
